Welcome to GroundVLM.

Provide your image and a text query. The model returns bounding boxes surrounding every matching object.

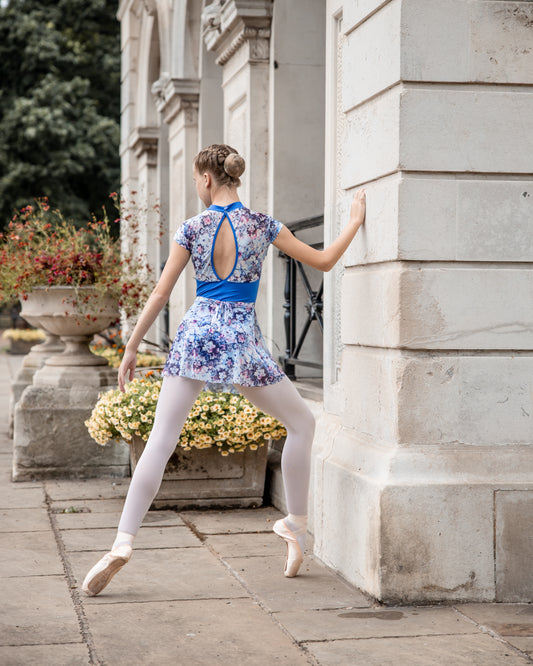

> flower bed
[85,376,286,456]
[0,196,155,318]
[2,328,46,354]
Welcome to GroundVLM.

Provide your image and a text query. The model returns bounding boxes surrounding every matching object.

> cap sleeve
[174,221,191,252]
[267,217,283,244]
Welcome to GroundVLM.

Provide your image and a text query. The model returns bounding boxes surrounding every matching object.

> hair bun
[224,153,245,179]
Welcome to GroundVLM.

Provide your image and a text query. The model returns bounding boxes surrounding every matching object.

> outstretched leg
[116,375,204,536]
[237,376,315,576]
[82,375,203,596]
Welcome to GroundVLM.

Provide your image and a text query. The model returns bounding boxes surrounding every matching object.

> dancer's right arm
[118,243,190,391]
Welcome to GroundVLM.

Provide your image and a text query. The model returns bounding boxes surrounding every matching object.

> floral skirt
[162,296,285,391]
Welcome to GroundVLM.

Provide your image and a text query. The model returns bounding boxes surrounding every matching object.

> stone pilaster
[154,77,200,338]
[314,0,533,603]
[202,0,273,333]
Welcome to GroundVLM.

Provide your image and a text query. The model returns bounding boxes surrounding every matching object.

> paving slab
[274,606,480,642]
[53,508,183,531]
[50,497,127,513]
[225,554,371,612]
[0,643,89,666]
[182,506,283,534]
[457,603,533,635]
[44,477,131,501]
[0,485,44,509]
[71,547,246,604]
[62,525,201,552]
[0,507,50,532]
[0,575,81,646]
[503,637,533,657]
[84,597,310,666]
[302,633,532,666]
[0,468,42,490]
[0,530,63,577]
[206,531,289,558]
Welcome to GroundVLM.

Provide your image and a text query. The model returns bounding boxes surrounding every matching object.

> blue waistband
[196,279,259,303]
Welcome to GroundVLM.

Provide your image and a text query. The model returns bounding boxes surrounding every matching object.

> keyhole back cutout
[212,215,237,280]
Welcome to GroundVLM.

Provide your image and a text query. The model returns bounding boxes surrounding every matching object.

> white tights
[116,375,315,539]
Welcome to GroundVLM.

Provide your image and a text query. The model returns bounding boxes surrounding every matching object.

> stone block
[339,348,533,447]
[399,266,533,350]
[469,2,533,83]
[13,385,130,481]
[343,0,395,34]
[343,172,400,268]
[400,1,533,85]
[314,432,383,599]
[341,264,533,350]
[346,175,533,266]
[398,176,533,263]
[342,0,400,111]
[337,347,399,443]
[455,179,533,261]
[345,1,533,92]
[401,0,471,82]
[342,86,400,187]
[400,87,533,174]
[495,490,533,602]
[397,354,533,447]
[379,484,495,603]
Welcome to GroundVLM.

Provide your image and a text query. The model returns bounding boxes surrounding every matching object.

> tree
[0,0,120,227]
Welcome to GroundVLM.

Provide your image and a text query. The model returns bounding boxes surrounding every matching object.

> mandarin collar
[208,201,244,213]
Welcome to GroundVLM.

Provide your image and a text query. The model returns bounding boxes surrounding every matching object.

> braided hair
[194,144,246,188]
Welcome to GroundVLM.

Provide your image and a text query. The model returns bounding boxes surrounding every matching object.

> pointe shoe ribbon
[82,544,132,597]
[273,519,304,577]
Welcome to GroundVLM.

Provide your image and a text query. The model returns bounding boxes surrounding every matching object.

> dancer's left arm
[118,243,190,391]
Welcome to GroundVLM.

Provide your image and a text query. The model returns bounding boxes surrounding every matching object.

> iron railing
[279,215,324,380]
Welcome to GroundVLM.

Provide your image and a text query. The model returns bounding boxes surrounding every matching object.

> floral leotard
[162,201,285,390]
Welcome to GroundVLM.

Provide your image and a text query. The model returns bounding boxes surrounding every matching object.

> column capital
[202,0,272,66]
[130,126,159,165]
[151,76,200,125]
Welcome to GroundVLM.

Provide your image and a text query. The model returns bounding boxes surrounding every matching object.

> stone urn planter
[13,286,129,481]
[21,286,119,369]
[128,434,269,509]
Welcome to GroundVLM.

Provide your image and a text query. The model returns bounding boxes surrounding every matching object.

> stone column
[202,0,273,336]
[314,0,533,603]
[155,78,200,337]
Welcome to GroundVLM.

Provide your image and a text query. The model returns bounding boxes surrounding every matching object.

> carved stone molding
[131,126,159,166]
[151,77,200,126]
[216,25,270,66]
[202,0,272,66]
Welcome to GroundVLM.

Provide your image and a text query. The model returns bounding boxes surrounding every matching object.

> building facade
[118,0,533,603]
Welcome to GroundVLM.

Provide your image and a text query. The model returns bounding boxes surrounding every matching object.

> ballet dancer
[82,143,366,596]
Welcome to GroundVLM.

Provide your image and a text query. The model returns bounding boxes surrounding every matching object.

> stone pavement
[1,350,533,666]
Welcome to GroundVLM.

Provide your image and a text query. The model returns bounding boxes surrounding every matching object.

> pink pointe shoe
[82,544,132,596]
[273,519,304,577]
